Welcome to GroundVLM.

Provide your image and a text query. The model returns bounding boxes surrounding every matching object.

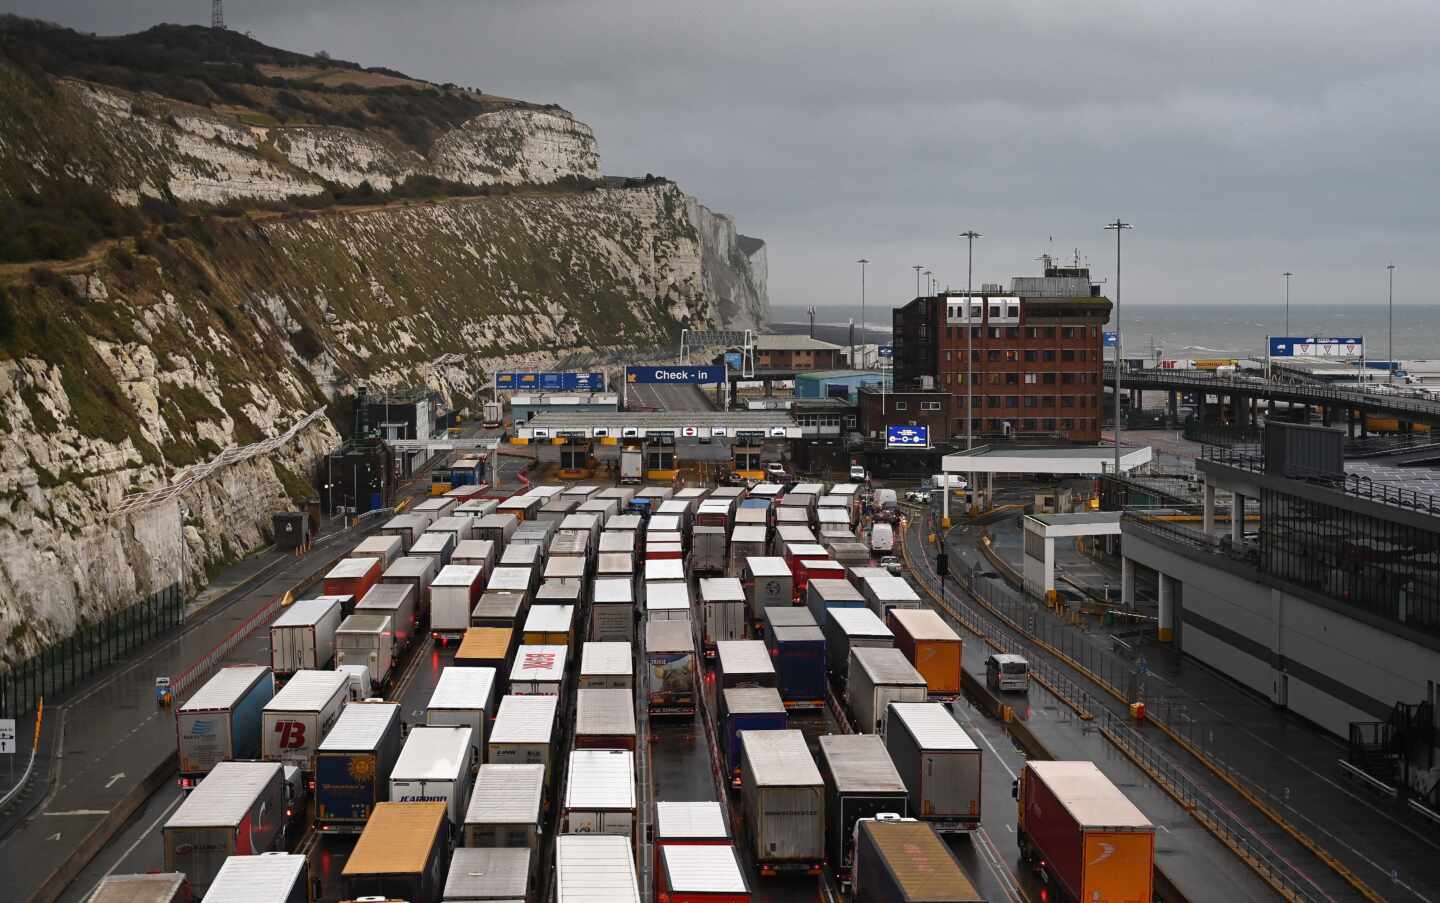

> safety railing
[0,584,183,718]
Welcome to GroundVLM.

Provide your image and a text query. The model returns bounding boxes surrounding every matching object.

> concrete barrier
[30,752,178,903]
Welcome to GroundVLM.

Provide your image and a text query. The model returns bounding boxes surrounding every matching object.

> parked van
[868,523,894,554]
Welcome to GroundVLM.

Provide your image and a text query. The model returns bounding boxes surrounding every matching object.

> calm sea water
[770,303,1439,362]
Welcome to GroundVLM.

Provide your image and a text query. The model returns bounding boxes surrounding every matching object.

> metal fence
[0,583,183,719]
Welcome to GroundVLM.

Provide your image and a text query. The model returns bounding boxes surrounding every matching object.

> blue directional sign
[877,345,895,358]
[1103,331,1119,348]
[626,365,725,385]
[1268,336,1363,359]
[886,424,930,448]
[496,372,604,391]
[724,352,743,371]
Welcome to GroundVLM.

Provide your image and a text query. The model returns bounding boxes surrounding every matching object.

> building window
[1042,396,1056,408]
[1005,372,1019,385]
[1090,326,1098,337]
[987,350,1002,362]
[945,351,952,362]
[987,373,1003,385]
[1006,350,1019,362]
[1023,418,1038,431]
[1062,350,1075,362]
[1024,350,1038,362]
[1043,373,1057,385]
[1024,396,1038,408]
[971,327,982,340]
[1061,418,1073,430]
[1044,327,1056,338]
[895,401,908,410]
[1006,327,1020,339]
[1043,418,1056,430]
[1062,327,1075,339]
[1005,396,1019,408]
[1062,396,1076,408]
[844,415,857,428]
[1024,373,1037,384]
[1062,373,1076,385]
[1043,350,1056,362]
[921,401,942,411]
[986,396,1000,408]
[989,327,1002,339]
[989,305,1001,318]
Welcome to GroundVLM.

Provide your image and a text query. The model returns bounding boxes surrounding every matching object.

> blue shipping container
[766,625,827,705]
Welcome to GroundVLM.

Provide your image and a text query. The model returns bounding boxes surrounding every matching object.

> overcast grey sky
[9,0,1437,310]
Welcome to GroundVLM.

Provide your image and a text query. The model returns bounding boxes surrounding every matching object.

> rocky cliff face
[0,38,768,661]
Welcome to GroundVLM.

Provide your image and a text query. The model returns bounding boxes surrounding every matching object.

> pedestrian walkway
[963,513,1440,902]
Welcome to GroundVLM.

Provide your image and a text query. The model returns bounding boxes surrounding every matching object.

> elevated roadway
[1107,364,1440,428]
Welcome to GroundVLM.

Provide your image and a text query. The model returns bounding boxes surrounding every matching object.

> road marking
[92,791,184,887]
[45,809,109,816]
[104,772,125,789]
[46,832,61,841]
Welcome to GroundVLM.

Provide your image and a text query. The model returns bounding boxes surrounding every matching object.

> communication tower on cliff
[212,0,225,30]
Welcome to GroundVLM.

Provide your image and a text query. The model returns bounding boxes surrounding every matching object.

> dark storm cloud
[11,0,1438,307]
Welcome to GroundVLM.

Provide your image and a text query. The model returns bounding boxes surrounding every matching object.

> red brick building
[892,265,1111,442]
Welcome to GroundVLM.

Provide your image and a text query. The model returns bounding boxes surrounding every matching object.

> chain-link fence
[0,583,183,718]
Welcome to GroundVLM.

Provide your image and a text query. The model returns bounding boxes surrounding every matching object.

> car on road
[849,465,867,483]
[905,489,930,504]
[765,462,789,482]
[879,556,903,576]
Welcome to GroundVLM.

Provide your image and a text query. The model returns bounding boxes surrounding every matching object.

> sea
[769,303,1440,362]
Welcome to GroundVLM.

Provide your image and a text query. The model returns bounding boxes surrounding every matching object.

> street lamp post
[958,232,981,454]
[1106,219,1133,480]
[1388,263,1397,383]
[1283,271,1293,336]
[857,258,869,369]
[924,270,933,297]
[914,265,924,297]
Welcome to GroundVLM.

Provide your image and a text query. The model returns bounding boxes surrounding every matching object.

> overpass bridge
[1105,364,1440,434]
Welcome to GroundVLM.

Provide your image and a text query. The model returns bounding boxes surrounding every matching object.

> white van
[985,653,1030,692]
[868,522,894,553]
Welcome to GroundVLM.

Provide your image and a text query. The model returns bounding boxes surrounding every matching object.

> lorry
[426,665,498,760]
[456,626,515,673]
[818,735,911,887]
[847,647,928,736]
[574,688,637,750]
[556,835,641,903]
[487,694,560,784]
[175,664,274,789]
[88,873,191,903]
[579,641,634,689]
[510,644,568,696]
[268,597,343,680]
[762,622,827,709]
[379,513,430,552]
[261,669,349,773]
[1015,760,1155,903]
[716,640,777,690]
[728,526,769,576]
[739,729,826,875]
[821,605,893,683]
[355,582,417,651]
[380,555,437,618]
[203,852,308,903]
[314,701,403,831]
[162,761,286,896]
[334,613,395,690]
[700,577,748,653]
[443,846,534,903]
[562,748,637,838]
[859,572,921,618]
[322,557,381,603]
[886,702,982,833]
[656,844,751,903]
[463,762,546,848]
[335,664,373,702]
[342,801,449,903]
[522,604,577,646]
[390,725,476,826]
[620,448,644,484]
[748,555,794,625]
[430,564,485,641]
[805,575,865,626]
[692,525,728,574]
[590,578,636,643]
[719,687,788,787]
[852,815,983,903]
[645,617,697,717]
[352,534,404,569]
[888,608,962,699]
[470,589,526,630]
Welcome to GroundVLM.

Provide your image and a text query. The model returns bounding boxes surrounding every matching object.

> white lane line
[45,809,109,816]
[91,790,184,889]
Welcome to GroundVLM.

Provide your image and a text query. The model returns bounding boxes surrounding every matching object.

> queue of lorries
[95,478,1156,903]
